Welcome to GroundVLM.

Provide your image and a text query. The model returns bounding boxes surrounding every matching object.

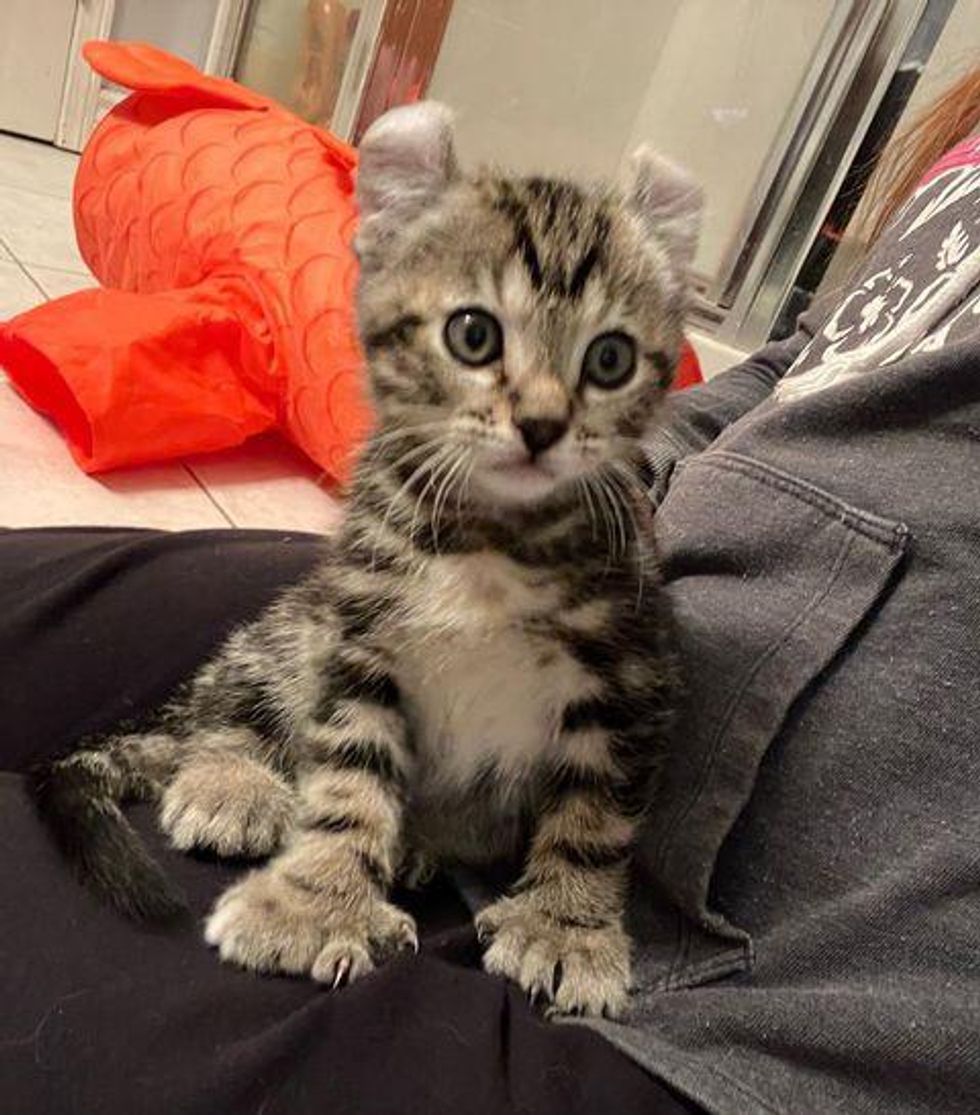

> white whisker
[431,447,471,546]
[587,472,618,569]
[370,439,451,569]
[455,454,477,521]
[575,475,601,543]
[410,445,459,548]
[368,420,447,451]
[606,462,649,611]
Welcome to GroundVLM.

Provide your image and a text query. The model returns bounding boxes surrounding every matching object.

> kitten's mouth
[473,448,566,504]
[488,457,556,481]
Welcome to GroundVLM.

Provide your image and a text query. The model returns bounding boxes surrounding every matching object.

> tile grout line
[24,263,93,277]
[183,463,238,528]
[0,236,50,300]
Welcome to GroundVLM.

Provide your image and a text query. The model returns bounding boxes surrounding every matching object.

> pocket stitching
[654,524,859,872]
[666,948,747,991]
[692,450,908,549]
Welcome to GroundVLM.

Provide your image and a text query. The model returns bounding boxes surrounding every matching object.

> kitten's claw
[478,895,631,1019]
[474,905,499,945]
[205,868,416,985]
[528,984,550,1010]
[312,941,373,988]
[370,903,419,959]
[399,918,420,954]
[330,956,350,989]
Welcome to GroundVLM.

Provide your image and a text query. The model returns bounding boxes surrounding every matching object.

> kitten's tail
[29,734,187,922]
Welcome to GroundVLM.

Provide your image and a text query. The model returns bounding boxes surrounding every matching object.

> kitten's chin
[470,457,568,509]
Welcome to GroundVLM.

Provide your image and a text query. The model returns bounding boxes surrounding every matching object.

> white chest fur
[388,552,597,793]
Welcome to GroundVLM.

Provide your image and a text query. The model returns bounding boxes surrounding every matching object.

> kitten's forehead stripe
[491,178,610,302]
[493,180,544,291]
[567,241,603,301]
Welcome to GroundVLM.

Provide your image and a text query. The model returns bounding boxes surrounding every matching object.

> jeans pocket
[633,450,909,991]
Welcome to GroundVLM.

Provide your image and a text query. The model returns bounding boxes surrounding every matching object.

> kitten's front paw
[204,868,417,985]
[161,753,295,857]
[477,896,631,1018]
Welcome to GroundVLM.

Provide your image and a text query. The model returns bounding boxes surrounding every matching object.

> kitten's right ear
[355,101,458,253]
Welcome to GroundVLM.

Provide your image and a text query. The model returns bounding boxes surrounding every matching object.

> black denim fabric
[0,528,697,1115]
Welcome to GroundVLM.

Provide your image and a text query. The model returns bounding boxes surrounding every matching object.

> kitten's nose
[516,417,567,456]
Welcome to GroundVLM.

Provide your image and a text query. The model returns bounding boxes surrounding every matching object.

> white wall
[429,0,682,179]
[0,0,75,141]
[429,0,837,287]
[624,0,837,280]
[235,0,307,106]
[898,0,980,119]
[111,0,221,70]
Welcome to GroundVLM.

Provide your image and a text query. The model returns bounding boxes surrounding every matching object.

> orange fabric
[0,42,701,479]
[674,339,702,390]
[0,42,367,479]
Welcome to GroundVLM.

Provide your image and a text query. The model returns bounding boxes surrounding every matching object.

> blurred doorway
[0,1,249,152]
[0,0,79,142]
[234,0,453,139]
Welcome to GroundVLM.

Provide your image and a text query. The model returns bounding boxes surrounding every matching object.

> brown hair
[863,67,980,244]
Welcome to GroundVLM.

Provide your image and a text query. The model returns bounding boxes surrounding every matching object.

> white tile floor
[0,132,343,534]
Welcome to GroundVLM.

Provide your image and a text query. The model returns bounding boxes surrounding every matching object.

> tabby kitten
[33,102,702,1018]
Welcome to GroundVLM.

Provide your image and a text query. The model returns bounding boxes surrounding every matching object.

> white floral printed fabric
[777,136,980,400]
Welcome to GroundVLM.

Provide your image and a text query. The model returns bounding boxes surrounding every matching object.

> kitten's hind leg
[160,728,296,858]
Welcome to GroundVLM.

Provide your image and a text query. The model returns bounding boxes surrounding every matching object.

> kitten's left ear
[624,147,704,284]
[356,101,459,253]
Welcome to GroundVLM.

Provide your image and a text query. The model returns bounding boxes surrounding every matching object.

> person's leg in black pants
[0,527,699,1115]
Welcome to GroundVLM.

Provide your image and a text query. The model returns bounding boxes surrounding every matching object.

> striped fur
[31,103,701,1018]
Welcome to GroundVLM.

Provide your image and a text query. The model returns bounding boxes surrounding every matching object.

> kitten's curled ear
[624,147,704,287]
[355,101,459,258]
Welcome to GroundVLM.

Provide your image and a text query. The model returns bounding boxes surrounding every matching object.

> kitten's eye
[444,308,503,367]
[582,332,637,389]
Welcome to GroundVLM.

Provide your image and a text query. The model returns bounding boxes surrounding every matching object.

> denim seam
[657,425,701,457]
[696,451,908,548]
[664,907,689,990]
[654,525,857,873]
[682,1061,785,1115]
[662,948,748,992]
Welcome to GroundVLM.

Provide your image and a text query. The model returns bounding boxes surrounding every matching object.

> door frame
[693,0,956,348]
[330,0,454,142]
[54,0,251,152]
[55,0,116,152]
